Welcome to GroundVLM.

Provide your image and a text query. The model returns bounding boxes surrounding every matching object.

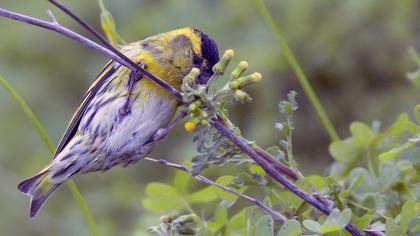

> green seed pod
[213,49,234,75]
[231,61,249,79]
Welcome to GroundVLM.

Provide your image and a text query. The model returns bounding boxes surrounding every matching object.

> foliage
[141,45,419,235]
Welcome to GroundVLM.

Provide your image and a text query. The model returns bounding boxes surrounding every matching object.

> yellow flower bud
[234,72,263,89]
[231,61,249,79]
[184,121,196,133]
[213,49,235,75]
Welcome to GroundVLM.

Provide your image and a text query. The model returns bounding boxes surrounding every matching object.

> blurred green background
[0,0,419,235]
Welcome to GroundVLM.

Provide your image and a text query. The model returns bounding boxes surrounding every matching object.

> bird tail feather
[17,168,61,218]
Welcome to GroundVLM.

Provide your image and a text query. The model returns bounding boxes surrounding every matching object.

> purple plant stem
[144,157,287,223]
[0,7,182,101]
[211,118,363,236]
[253,145,299,181]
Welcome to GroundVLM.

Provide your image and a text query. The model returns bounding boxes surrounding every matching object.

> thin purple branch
[211,118,363,236]
[0,7,182,101]
[253,145,299,181]
[144,157,287,223]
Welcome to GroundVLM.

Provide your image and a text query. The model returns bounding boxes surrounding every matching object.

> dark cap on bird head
[194,28,220,84]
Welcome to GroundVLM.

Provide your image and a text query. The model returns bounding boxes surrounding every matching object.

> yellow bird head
[130,27,220,88]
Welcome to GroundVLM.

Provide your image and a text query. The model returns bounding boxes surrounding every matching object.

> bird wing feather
[53,61,116,158]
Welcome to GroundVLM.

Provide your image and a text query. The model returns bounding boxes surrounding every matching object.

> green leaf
[379,161,400,189]
[215,176,247,202]
[320,208,351,233]
[397,160,414,173]
[145,182,179,197]
[254,215,273,236]
[347,170,365,194]
[141,183,181,212]
[348,168,380,199]
[302,219,321,233]
[141,198,181,213]
[307,175,326,190]
[98,0,125,47]
[250,164,266,176]
[226,207,256,235]
[338,208,352,228]
[187,186,218,204]
[406,146,420,168]
[208,206,228,233]
[400,200,420,231]
[277,219,302,236]
[350,122,374,148]
[385,218,404,236]
[320,224,342,234]
[378,142,414,161]
[372,113,409,147]
[174,162,192,194]
[329,141,360,163]
[352,212,373,231]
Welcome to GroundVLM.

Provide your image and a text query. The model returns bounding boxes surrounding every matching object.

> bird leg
[150,112,188,142]
[120,63,147,115]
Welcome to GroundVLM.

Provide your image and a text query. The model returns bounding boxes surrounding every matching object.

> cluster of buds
[182,49,262,133]
[184,100,210,133]
[214,50,262,103]
[229,70,262,103]
[156,213,199,235]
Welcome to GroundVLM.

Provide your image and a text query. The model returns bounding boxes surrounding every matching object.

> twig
[144,157,287,223]
[0,7,181,100]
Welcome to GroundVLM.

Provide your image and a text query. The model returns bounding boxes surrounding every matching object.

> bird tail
[17,167,61,218]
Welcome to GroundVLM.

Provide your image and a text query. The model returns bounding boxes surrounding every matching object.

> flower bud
[159,215,171,224]
[184,68,201,85]
[184,121,196,133]
[235,72,262,88]
[231,61,249,79]
[229,80,240,90]
[234,89,251,103]
[188,103,200,114]
[200,110,209,119]
[213,49,234,75]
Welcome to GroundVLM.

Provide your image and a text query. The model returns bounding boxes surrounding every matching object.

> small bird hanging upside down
[17,27,220,218]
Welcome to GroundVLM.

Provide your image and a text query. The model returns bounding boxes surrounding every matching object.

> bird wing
[53,61,117,158]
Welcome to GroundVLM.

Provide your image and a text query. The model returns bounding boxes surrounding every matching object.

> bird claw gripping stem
[120,63,147,115]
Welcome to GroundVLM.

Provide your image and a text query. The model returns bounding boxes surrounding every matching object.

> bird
[17,27,220,218]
